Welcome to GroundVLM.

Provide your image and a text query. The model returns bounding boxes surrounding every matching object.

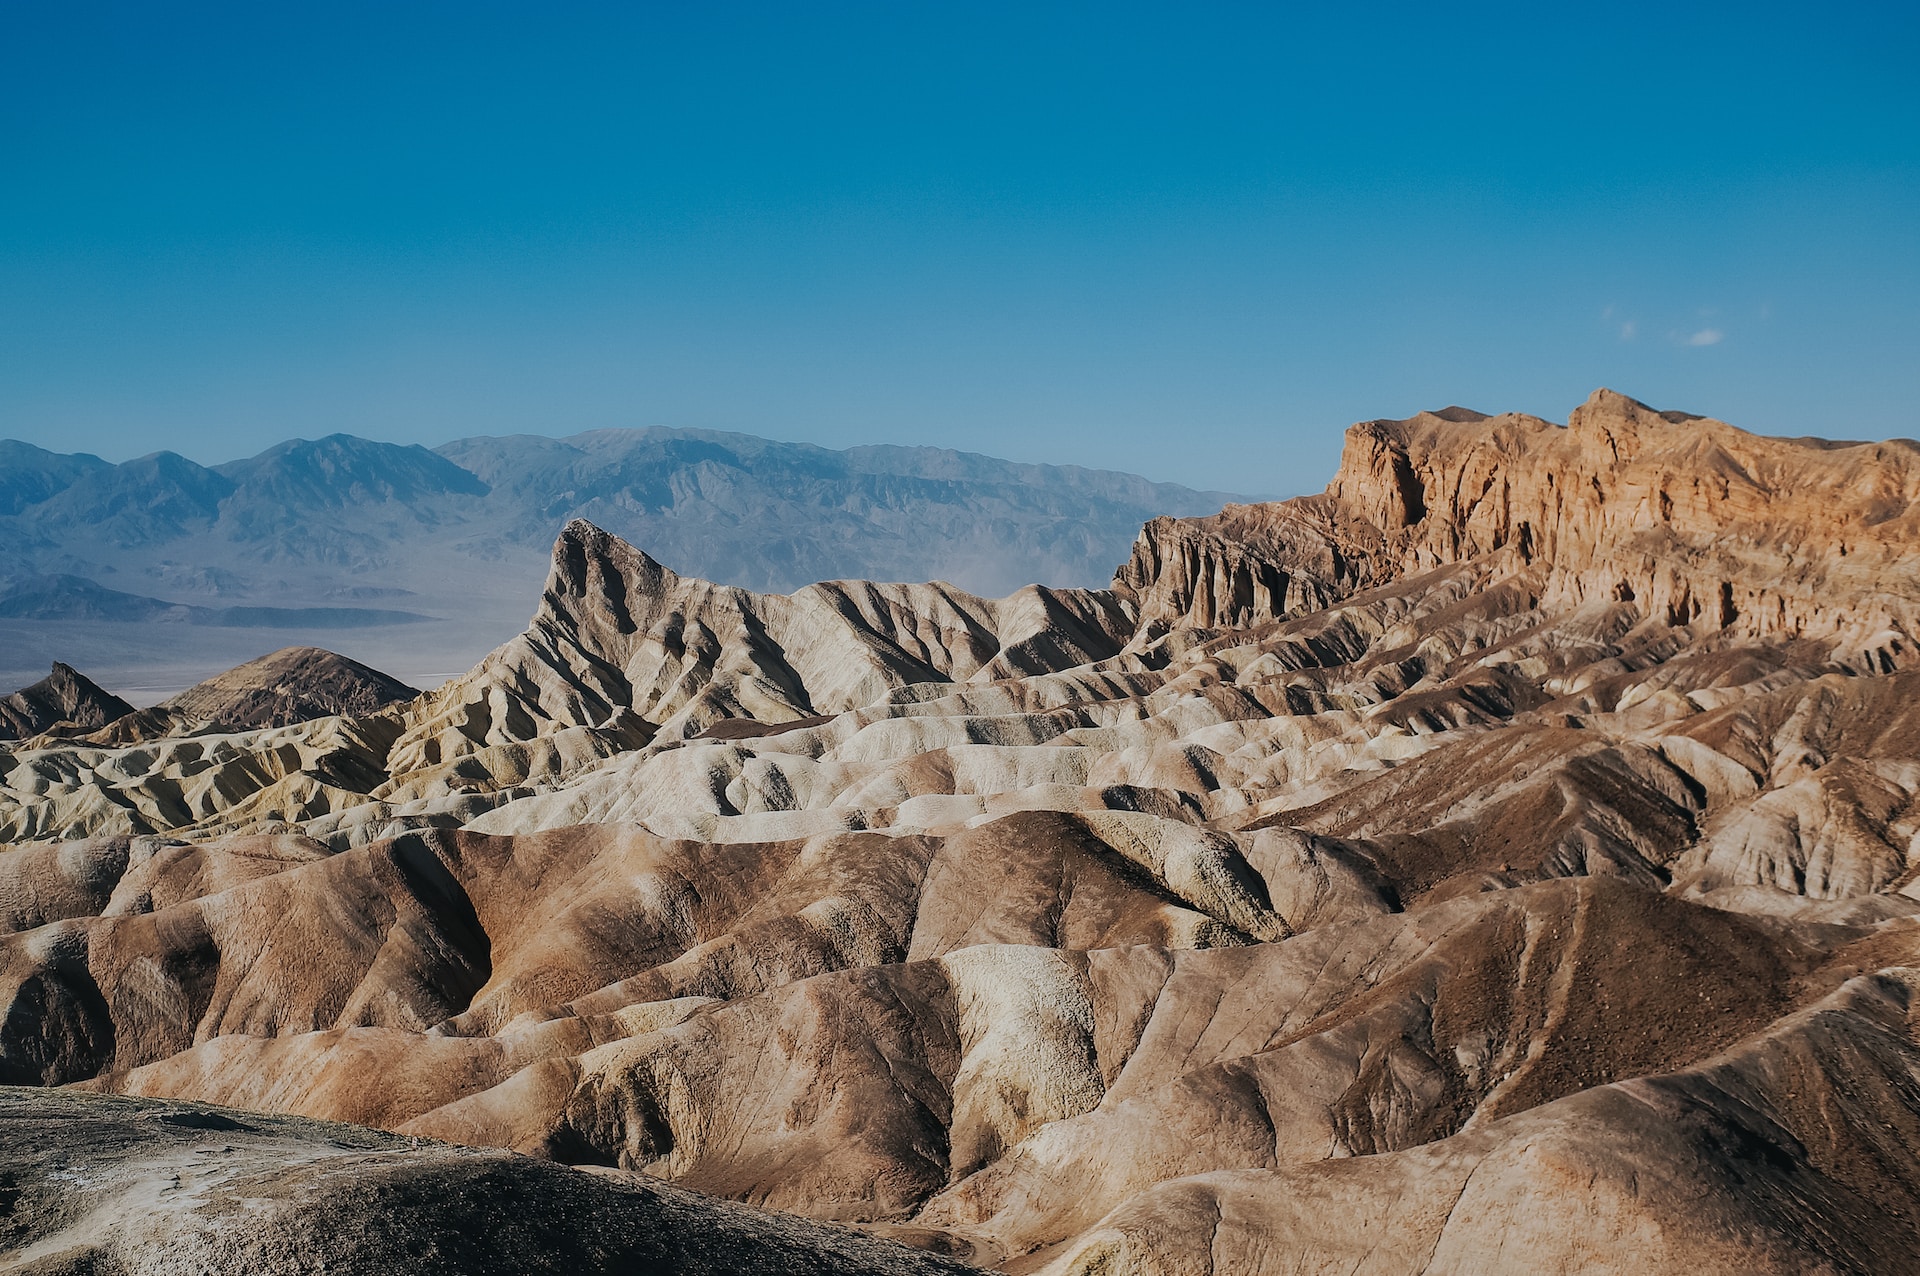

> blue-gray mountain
[0,429,1241,697]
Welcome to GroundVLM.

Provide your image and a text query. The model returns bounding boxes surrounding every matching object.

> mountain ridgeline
[0,428,1242,696]
[0,427,1239,592]
[3,390,1919,1274]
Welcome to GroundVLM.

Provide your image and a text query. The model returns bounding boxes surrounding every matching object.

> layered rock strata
[1120,390,1920,666]
[0,389,1917,1274]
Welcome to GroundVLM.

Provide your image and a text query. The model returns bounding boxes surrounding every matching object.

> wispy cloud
[1685,327,1724,347]
[1619,320,1637,341]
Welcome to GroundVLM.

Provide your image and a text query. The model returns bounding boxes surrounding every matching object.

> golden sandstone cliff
[2,389,1919,1275]
[1123,388,1920,657]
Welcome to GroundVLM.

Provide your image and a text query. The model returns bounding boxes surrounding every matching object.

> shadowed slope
[0,1088,984,1275]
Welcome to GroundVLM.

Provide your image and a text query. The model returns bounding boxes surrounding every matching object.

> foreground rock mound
[1,389,1918,1274]
[0,1088,979,1275]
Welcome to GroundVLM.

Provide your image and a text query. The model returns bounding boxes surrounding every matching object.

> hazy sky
[2,2,1914,492]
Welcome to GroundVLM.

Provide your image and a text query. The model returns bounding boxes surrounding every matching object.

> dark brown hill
[0,662,133,740]
[159,645,419,730]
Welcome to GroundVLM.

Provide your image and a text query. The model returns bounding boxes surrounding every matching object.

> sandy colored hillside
[1,389,1918,1274]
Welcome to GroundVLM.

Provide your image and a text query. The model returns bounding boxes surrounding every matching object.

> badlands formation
[1,389,1919,1273]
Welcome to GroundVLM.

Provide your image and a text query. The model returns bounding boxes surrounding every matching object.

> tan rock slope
[1,388,1918,1274]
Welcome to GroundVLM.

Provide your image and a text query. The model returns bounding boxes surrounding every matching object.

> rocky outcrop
[1121,389,1920,670]
[1,390,1919,1274]
[0,663,134,740]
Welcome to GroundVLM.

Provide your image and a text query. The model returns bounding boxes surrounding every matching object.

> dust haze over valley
[4,389,1920,1273]
[0,429,1240,699]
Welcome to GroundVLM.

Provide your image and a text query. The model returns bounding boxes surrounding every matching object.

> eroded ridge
[2,389,1919,1274]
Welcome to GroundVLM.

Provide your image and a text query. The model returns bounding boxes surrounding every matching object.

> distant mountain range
[0,573,432,628]
[0,429,1243,698]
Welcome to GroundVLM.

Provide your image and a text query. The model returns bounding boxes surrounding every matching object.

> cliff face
[1121,389,1920,667]
[1113,495,1376,634]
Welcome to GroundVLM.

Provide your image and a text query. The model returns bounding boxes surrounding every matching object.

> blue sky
[1,2,1914,492]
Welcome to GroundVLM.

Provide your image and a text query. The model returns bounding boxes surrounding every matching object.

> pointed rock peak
[1572,387,1667,429]
[39,662,124,709]
[553,519,672,583]
[546,520,680,636]
[1567,388,1710,460]
[1581,386,1649,413]
[40,661,121,701]
[1430,406,1490,424]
